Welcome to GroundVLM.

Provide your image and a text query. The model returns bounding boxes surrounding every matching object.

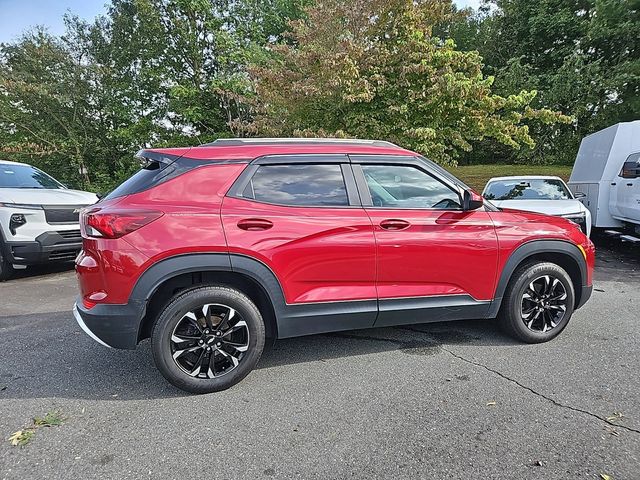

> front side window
[361,164,461,209]
[620,152,640,179]
[0,164,64,189]
[242,164,349,206]
[484,179,571,200]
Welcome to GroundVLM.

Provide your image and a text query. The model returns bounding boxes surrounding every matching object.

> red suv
[74,139,594,393]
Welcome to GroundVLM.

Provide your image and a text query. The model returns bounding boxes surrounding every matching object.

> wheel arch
[488,240,587,317]
[132,253,286,344]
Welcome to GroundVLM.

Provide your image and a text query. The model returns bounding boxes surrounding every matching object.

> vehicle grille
[43,205,85,224]
[49,249,80,261]
[58,230,81,240]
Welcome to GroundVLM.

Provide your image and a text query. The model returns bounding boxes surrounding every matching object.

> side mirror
[463,189,484,211]
[573,191,586,199]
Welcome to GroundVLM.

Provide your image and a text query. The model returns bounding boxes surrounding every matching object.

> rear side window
[241,164,349,206]
[620,152,640,179]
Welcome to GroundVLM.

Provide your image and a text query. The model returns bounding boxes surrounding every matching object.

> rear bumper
[73,298,143,349]
[4,231,82,265]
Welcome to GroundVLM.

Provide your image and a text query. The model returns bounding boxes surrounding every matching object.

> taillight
[81,208,163,239]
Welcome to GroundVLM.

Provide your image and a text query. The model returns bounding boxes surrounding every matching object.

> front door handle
[611,182,617,186]
[237,218,274,231]
[627,183,634,186]
[380,219,411,231]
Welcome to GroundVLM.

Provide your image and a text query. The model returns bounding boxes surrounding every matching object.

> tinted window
[243,164,349,206]
[0,164,63,189]
[620,152,640,179]
[484,179,571,200]
[103,156,197,201]
[361,165,461,209]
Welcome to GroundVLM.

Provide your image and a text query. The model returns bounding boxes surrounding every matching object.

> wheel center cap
[206,336,216,345]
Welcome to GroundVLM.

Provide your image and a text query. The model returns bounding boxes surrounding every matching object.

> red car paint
[76,143,594,320]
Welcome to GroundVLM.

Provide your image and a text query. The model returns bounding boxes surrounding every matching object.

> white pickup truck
[0,159,98,280]
[568,121,640,240]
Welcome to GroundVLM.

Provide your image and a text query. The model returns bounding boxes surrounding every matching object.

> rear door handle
[611,182,617,186]
[380,219,411,231]
[627,183,634,186]
[237,218,274,231]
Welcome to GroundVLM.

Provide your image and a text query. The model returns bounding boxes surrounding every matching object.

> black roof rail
[199,137,401,148]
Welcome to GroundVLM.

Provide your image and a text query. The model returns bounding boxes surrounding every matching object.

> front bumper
[73,298,144,349]
[4,230,82,265]
[575,284,593,310]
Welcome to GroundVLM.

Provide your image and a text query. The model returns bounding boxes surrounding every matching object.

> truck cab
[568,121,640,236]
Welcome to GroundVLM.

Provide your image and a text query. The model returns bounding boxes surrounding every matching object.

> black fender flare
[129,252,378,340]
[129,252,289,334]
[486,239,588,317]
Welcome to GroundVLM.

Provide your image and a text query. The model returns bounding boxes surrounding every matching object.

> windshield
[484,179,571,201]
[0,164,64,189]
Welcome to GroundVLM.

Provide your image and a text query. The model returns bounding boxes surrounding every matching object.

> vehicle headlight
[561,212,586,223]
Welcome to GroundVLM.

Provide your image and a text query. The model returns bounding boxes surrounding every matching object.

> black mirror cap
[463,189,484,210]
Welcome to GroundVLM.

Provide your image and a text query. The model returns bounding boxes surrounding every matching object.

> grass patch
[449,164,573,192]
[8,410,65,447]
[33,411,64,427]
[8,429,35,447]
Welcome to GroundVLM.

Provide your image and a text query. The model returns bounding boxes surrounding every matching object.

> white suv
[482,175,592,237]
[0,159,98,280]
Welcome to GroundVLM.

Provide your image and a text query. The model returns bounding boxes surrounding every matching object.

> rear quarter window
[240,164,349,207]
[103,155,197,200]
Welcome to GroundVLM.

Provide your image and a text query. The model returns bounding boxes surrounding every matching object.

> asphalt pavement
[1,236,639,479]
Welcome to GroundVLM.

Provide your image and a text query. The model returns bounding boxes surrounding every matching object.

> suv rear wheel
[151,286,265,393]
[499,262,575,343]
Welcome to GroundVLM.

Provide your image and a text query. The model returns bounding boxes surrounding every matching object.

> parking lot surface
[1,236,639,479]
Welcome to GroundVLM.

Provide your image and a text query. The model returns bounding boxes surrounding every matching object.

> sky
[0,0,483,44]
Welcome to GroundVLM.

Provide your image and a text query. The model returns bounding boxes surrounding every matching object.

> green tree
[247,0,570,166]
[451,0,640,164]
[0,0,309,189]
[0,29,109,188]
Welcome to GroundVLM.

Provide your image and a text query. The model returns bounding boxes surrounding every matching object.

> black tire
[0,240,14,281]
[151,285,265,394]
[498,261,575,343]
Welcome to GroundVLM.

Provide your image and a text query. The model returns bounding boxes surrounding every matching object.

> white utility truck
[568,121,640,240]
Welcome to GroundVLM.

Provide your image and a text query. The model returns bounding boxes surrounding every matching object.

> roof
[202,138,400,148]
[146,138,415,161]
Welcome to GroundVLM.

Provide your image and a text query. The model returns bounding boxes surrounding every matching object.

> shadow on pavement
[591,231,640,283]
[0,314,514,401]
[7,262,75,281]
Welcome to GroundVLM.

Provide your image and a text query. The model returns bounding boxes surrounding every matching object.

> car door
[222,155,377,326]
[610,152,640,223]
[350,155,499,327]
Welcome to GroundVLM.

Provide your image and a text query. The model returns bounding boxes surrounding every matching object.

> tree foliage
[451,0,640,164]
[246,0,569,165]
[0,0,637,189]
[0,0,307,190]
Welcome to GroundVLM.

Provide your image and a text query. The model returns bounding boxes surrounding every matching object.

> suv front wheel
[151,286,265,393]
[0,240,14,281]
[499,262,575,343]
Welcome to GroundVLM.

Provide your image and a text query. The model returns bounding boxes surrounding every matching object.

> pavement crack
[398,326,640,435]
